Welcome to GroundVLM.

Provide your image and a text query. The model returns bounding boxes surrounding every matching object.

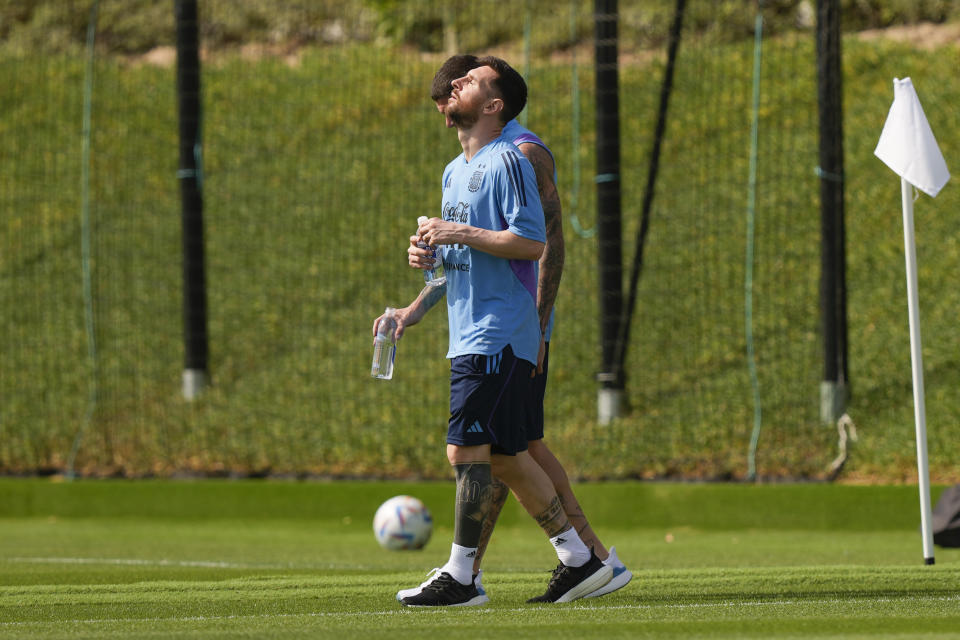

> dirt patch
[235,42,303,68]
[127,21,960,69]
[127,42,304,69]
[858,21,960,50]
[131,45,176,68]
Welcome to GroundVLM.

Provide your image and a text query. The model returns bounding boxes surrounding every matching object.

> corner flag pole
[875,77,950,565]
[898,175,934,565]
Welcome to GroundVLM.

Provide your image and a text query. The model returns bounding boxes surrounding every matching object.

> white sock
[550,527,591,567]
[441,543,477,585]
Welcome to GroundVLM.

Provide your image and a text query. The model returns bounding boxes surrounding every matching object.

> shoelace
[545,564,568,590]
[408,567,442,592]
[424,572,459,593]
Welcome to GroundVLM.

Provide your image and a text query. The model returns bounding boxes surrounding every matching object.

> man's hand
[532,335,546,377]
[408,233,434,271]
[417,216,462,248]
[419,216,543,261]
[372,306,414,341]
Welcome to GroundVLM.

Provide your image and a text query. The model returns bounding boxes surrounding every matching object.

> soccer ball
[373,495,433,551]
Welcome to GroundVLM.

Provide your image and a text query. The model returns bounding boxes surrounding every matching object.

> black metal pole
[615,0,686,376]
[595,0,624,423]
[816,0,847,422]
[176,0,209,399]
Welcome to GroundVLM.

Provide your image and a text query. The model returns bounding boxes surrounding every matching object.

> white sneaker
[584,546,633,598]
[474,570,486,598]
[397,568,488,603]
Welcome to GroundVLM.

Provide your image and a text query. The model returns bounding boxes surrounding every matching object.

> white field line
[4,557,375,570]
[7,557,256,569]
[1,594,958,629]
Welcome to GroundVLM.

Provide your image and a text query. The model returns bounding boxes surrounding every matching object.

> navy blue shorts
[526,341,549,442]
[447,345,534,456]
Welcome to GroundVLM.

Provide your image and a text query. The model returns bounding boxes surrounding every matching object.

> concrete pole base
[820,380,847,424]
[598,386,625,425]
[182,368,209,401]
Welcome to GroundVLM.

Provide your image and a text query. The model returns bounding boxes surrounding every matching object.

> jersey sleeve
[496,147,546,243]
[442,162,453,191]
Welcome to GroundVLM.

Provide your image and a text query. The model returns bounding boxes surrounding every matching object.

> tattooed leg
[535,495,572,538]
[528,439,608,558]
[493,451,572,538]
[472,477,510,572]
[452,462,494,548]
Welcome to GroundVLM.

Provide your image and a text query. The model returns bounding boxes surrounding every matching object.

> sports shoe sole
[397,582,487,602]
[555,563,613,603]
[401,593,489,607]
[584,565,633,598]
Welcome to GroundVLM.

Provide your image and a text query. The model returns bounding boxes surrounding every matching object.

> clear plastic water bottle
[371,307,397,380]
[417,216,446,286]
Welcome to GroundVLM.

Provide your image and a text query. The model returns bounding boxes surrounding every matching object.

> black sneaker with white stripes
[400,571,488,607]
[526,550,613,604]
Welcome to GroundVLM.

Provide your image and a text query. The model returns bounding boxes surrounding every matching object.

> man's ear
[484,97,504,117]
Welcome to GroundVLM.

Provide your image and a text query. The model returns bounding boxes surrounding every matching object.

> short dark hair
[475,56,527,124]
[430,54,480,102]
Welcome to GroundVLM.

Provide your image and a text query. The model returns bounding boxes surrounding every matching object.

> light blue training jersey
[502,119,557,184]
[440,135,546,365]
[502,119,557,342]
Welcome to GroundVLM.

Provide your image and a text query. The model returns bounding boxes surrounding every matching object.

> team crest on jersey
[467,164,486,192]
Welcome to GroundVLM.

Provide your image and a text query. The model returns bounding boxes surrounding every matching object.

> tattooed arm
[518,142,565,370]
[371,281,446,341]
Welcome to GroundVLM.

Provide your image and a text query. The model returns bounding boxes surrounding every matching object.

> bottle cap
[417,216,428,225]
[378,307,397,336]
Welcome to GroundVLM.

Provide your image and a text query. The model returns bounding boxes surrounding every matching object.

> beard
[446,101,480,129]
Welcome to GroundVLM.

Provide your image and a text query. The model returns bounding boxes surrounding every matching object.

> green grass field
[2,479,959,638]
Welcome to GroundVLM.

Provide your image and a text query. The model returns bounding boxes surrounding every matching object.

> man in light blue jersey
[414,54,633,599]
[373,56,611,606]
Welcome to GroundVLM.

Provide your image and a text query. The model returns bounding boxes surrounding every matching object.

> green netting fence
[2,1,959,481]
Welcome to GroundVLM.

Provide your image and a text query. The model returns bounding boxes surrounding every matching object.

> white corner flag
[874,77,951,566]
[875,77,950,197]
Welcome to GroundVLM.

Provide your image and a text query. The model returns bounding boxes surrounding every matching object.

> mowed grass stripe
[1,594,958,632]
[1,567,958,622]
